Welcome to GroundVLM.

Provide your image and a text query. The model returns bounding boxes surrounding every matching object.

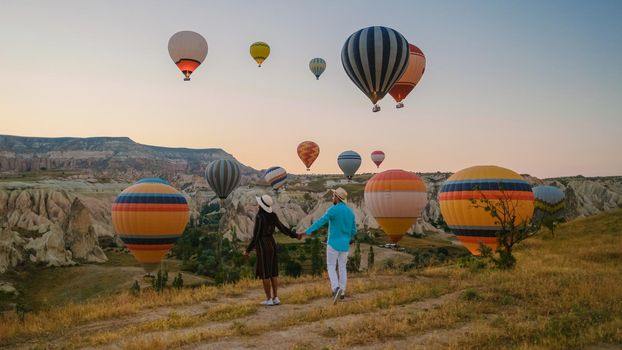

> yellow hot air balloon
[250,42,270,67]
[439,165,535,256]
[112,178,190,270]
[364,170,427,243]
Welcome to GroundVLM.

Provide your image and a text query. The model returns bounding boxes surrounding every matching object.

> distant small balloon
[337,150,361,180]
[250,42,270,67]
[297,141,320,171]
[309,58,326,80]
[264,166,288,192]
[205,159,241,200]
[371,151,385,168]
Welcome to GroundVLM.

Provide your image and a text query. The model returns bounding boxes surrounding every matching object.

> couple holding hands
[243,187,356,306]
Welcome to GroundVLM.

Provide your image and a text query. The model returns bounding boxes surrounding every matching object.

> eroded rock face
[24,224,75,267]
[63,198,107,263]
[0,228,26,273]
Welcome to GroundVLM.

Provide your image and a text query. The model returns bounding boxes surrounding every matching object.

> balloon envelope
[168,31,208,81]
[250,42,270,67]
[533,185,566,222]
[371,151,385,168]
[439,165,535,256]
[337,150,362,180]
[205,159,241,199]
[389,44,426,106]
[341,26,409,109]
[364,170,427,243]
[112,178,189,268]
[297,141,320,171]
[309,58,326,79]
[264,166,288,191]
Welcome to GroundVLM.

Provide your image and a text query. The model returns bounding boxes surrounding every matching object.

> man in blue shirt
[299,187,357,304]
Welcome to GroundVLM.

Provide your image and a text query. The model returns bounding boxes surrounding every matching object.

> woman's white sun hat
[256,194,274,213]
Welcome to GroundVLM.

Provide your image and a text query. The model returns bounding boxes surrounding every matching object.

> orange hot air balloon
[389,43,425,108]
[364,170,427,243]
[439,165,535,256]
[297,141,320,171]
[112,178,190,270]
[168,31,208,81]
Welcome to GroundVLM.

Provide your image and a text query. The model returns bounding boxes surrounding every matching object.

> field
[1,210,621,349]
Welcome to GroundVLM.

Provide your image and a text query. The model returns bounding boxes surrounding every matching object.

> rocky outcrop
[0,228,26,273]
[62,198,107,263]
[24,224,75,267]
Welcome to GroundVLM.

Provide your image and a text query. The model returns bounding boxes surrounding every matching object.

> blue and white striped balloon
[264,166,288,191]
[309,58,326,80]
[337,150,362,180]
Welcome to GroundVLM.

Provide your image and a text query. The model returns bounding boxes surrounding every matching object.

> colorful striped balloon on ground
[371,150,385,168]
[264,166,288,192]
[297,141,320,171]
[112,178,190,269]
[205,159,241,200]
[309,58,326,79]
[250,42,270,67]
[439,165,535,256]
[389,43,426,108]
[168,31,208,81]
[341,26,410,112]
[533,185,566,223]
[364,170,427,243]
[337,150,362,180]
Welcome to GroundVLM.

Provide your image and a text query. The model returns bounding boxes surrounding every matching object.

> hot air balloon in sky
[264,166,288,192]
[297,141,320,171]
[533,185,566,223]
[439,165,535,256]
[341,26,409,112]
[112,178,190,270]
[250,42,270,67]
[337,150,361,180]
[309,58,326,80]
[364,170,427,243]
[168,31,208,81]
[371,151,385,168]
[389,43,426,108]
[205,159,241,201]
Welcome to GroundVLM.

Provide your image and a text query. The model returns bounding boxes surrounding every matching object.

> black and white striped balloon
[205,159,241,200]
[341,26,410,110]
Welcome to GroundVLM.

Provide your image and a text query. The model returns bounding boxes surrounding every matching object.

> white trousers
[326,245,349,292]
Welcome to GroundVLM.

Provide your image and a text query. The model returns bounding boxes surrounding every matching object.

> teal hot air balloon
[341,26,409,112]
[309,58,326,80]
[337,150,361,180]
[205,159,241,201]
[533,185,566,225]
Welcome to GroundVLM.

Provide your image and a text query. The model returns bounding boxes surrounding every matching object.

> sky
[0,0,621,178]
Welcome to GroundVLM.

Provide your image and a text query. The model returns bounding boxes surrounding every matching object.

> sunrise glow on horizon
[1,1,621,179]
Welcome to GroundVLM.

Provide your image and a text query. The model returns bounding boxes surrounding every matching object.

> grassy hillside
[1,210,621,349]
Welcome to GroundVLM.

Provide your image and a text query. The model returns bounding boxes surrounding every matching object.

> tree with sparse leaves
[367,245,375,271]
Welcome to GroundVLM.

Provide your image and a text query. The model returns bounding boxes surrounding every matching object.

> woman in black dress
[244,194,299,306]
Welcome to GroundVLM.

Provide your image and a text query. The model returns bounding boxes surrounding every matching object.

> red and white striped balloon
[371,151,385,168]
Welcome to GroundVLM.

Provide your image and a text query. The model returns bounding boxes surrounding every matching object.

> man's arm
[304,206,333,235]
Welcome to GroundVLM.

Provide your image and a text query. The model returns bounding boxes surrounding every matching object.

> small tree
[130,280,141,296]
[152,269,169,292]
[470,186,536,269]
[367,245,375,271]
[347,242,361,272]
[172,273,184,289]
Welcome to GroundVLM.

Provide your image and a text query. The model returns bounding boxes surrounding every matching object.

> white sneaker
[260,299,274,306]
[333,288,343,305]
[272,297,281,305]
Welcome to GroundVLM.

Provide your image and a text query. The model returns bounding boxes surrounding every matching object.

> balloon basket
[184,77,191,81]
[396,102,404,109]
[372,105,381,113]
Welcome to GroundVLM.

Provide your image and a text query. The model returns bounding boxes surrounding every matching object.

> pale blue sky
[0,1,620,177]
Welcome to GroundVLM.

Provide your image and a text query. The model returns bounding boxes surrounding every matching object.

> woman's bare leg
[270,277,278,298]
[262,279,272,299]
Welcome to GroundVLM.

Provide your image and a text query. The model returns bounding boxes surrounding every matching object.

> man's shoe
[272,297,281,305]
[260,299,274,306]
[333,288,343,305]
[340,291,345,300]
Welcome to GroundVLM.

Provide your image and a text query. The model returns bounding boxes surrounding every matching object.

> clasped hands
[295,232,306,240]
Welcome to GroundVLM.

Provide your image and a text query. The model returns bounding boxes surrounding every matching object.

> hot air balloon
[309,58,326,80]
[297,141,320,171]
[168,31,208,81]
[439,165,535,256]
[371,151,385,168]
[264,166,288,192]
[337,150,361,180]
[364,170,427,243]
[205,159,241,202]
[250,42,270,67]
[112,178,190,270]
[389,43,426,108]
[341,26,409,112]
[533,185,566,224]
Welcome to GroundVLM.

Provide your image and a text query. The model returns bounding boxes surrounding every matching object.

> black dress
[246,208,297,279]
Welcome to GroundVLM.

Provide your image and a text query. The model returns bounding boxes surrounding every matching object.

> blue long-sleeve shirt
[305,202,357,252]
